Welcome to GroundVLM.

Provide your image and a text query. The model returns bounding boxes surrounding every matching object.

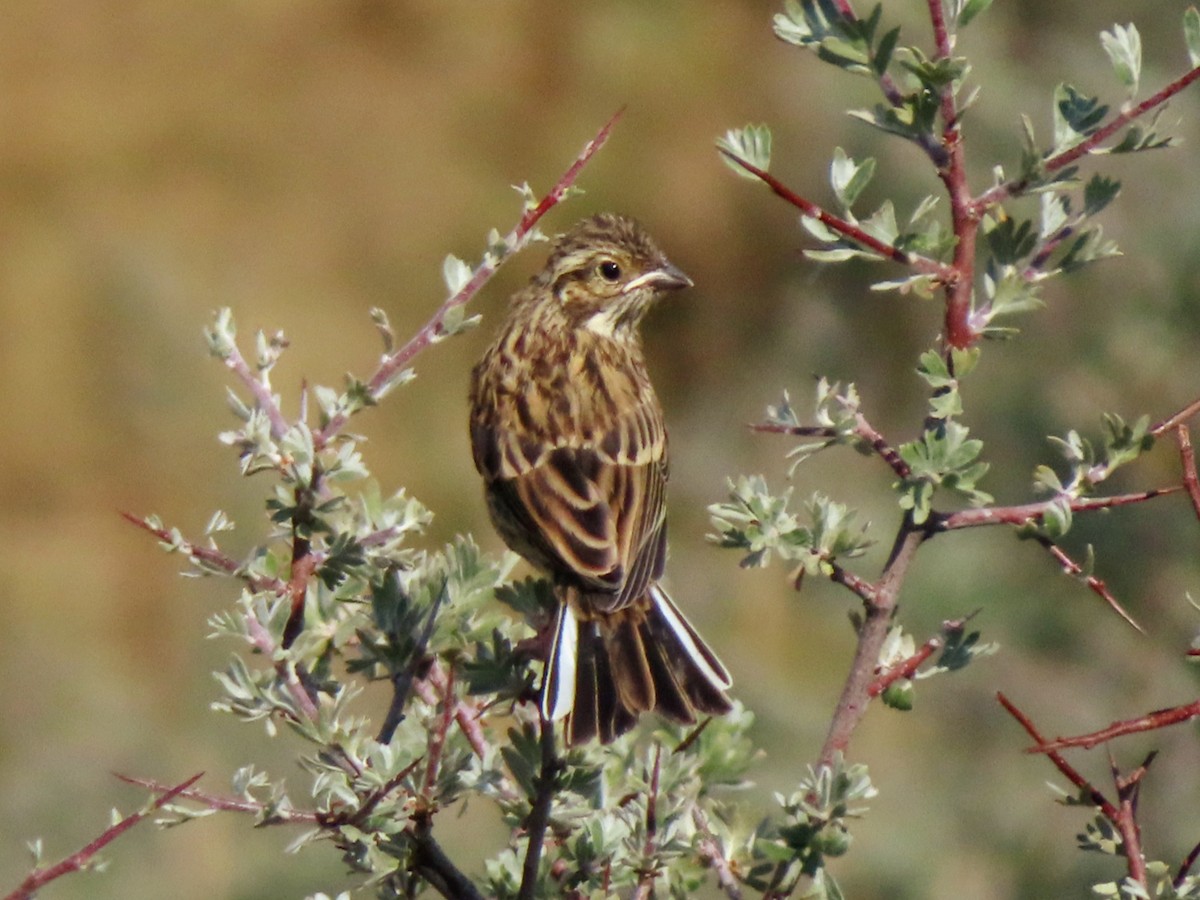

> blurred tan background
[3,2,1200,898]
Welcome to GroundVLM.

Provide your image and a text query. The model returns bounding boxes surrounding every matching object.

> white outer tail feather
[543,604,578,722]
[648,585,733,690]
[541,587,732,728]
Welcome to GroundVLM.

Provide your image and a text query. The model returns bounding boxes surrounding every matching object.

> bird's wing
[481,402,668,612]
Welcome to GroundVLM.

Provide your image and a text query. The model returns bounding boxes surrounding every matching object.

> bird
[468,212,733,745]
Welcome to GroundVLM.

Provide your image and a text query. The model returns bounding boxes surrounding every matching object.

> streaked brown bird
[468,213,733,745]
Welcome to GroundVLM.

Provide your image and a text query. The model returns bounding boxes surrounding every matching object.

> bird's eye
[597,260,622,283]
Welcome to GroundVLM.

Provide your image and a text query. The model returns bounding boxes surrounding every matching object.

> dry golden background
[3,2,1200,898]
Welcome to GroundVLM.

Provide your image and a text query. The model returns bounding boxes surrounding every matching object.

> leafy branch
[713,3,1200,897]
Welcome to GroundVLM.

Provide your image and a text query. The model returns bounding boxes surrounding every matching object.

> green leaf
[1100,23,1141,97]
[873,26,900,76]
[1186,6,1200,68]
[829,147,876,209]
[441,254,473,295]
[1053,84,1109,149]
[985,214,1037,264]
[1083,174,1121,217]
[958,0,993,28]
[881,680,914,710]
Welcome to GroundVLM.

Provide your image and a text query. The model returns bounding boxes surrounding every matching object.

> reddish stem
[718,150,952,279]
[315,109,623,449]
[976,66,1200,212]
[819,521,928,765]
[1031,699,1200,753]
[753,413,911,479]
[997,692,1118,819]
[1034,535,1142,632]
[119,511,286,594]
[938,487,1179,529]
[867,635,941,698]
[115,772,320,823]
[5,774,203,900]
[1174,425,1200,522]
[420,664,458,804]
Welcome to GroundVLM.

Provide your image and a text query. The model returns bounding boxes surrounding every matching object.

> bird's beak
[624,263,693,294]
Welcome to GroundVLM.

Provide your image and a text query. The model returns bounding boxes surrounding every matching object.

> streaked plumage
[469,213,733,745]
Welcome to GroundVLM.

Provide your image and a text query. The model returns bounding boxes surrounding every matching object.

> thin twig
[825,560,879,604]
[114,773,320,823]
[1175,838,1200,888]
[753,412,911,479]
[673,717,714,756]
[518,718,560,900]
[996,693,1118,819]
[1030,699,1200,753]
[315,109,624,449]
[692,807,744,900]
[976,66,1200,211]
[633,745,664,899]
[420,662,458,803]
[378,577,447,745]
[1174,425,1200,522]
[1152,396,1200,436]
[243,607,322,721]
[937,488,1180,530]
[219,341,290,440]
[420,659,496,764]
[119,512,286,594]
[282,481,319,649]
[4,773,204,900]
[718,149,953,280]
[1112,752,1153,886]
[868,635,942,698]
[1032,534,1143,632]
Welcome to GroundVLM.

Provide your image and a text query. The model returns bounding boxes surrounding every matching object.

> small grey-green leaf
[1100,23,1141,96]
[442,254,473,295]
[1186,7,1200,68]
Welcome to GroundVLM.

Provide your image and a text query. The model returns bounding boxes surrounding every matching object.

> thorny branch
[998,693,1159,890]
[314,108,625,450]
[976,63,1200,211]
[1030,699,1200,754]
[718,149,954,282]
[4,774,204,900]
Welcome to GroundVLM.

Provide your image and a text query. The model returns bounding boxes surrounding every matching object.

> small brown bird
[469,213,732,745]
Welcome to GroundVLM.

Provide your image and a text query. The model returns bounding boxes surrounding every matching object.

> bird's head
[538,213,692,339]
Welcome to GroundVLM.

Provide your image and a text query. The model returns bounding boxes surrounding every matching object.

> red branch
[976,65,1200,211]
[753,413,911,479]
[867,635,941,697]
[997,693,1118,818]
[1174,425,1200,522]
[1153,396,1200,435]
[4,774,204,900]
[1031,699,1200,753]
[1035,535,1142,632]
[219,341,290,441]
[718,150,952,280]
[114,773,320,823]
[119,512,286,594]
[692,806,743,900]
[938,487,1179,529]
[314,109,623,449]
[420,664,458,804]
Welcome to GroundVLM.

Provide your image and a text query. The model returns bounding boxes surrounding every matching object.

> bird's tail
[542,585,733,745]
